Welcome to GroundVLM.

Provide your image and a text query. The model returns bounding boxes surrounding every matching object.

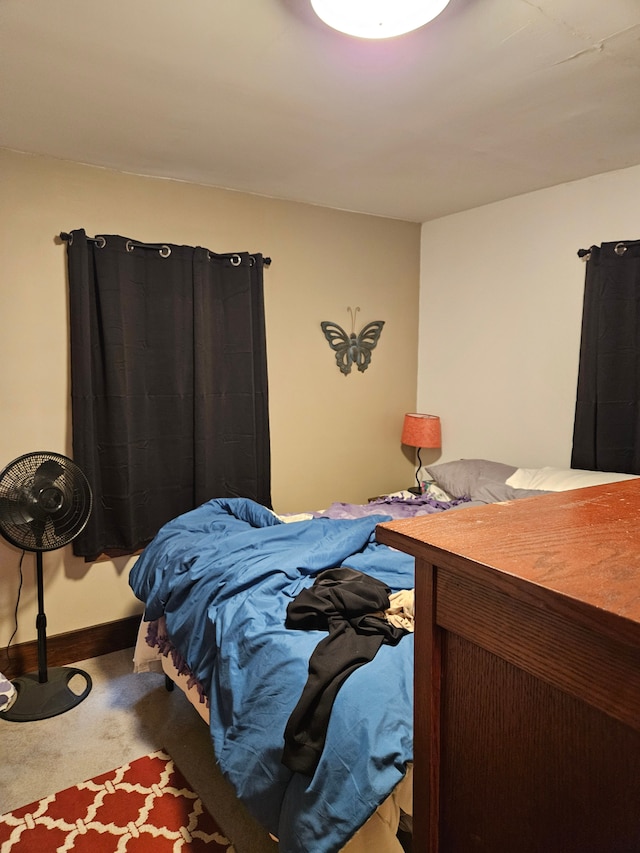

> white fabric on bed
[132,616,164,673]
[339,765,412,853]
[386,590,415,633]
[506,466,638,492]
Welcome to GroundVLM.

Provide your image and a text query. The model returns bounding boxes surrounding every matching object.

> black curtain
[66,230,271,560]
[571,240,640,474]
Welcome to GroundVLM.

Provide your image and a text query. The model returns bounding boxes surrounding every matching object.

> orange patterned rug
[0,749,234,852]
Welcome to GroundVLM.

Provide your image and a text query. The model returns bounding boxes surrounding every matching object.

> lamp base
[0,667,92,722]
[408,486,422,495]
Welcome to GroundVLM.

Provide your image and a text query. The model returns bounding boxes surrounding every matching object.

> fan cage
[0,452,92,552]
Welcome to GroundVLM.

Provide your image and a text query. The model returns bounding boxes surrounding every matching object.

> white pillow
[506,466,638,492]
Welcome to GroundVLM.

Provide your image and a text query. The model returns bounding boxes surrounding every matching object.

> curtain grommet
[126,239,135,253]
[159,245,171,258]
[95,236,106,249]
[614,242,627,256]
[230,254,242,266]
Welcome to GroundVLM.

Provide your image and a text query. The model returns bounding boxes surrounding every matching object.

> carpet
[0,749,235,852]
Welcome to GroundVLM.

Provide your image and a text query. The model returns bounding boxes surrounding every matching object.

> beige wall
[0,149,420,645]
[419,162,640,471]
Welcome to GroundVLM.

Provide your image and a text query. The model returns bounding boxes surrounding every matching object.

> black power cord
[3,550,25,670]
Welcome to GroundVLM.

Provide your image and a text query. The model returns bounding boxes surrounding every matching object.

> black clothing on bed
[282,566,406,776]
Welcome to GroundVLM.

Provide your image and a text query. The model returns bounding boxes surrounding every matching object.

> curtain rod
[59,232,271,265]
[578,239,640,260]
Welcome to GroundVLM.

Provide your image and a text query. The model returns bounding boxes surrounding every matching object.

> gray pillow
[425,459,517,498]
[471,479,550,504]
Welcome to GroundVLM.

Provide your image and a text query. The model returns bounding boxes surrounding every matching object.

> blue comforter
[129,497,415,853]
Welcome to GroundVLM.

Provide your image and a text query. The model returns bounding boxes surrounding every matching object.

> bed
[129,459,638,853]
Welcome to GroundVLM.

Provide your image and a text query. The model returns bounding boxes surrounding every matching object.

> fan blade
[28,516,47,549]
[0,494,32,526]
[33,459,64,492]
[30,460,66,524]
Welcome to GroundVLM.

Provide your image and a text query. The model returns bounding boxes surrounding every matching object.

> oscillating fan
[0,451,93,722]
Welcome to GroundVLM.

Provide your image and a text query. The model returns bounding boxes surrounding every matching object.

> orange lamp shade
[401,413,441,449]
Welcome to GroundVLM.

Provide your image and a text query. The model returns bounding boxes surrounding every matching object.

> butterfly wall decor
[321,307,385,376]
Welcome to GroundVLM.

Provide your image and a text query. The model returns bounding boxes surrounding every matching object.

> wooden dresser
[376,480,640,853]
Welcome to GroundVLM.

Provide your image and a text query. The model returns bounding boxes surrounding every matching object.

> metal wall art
[321,307,385,376]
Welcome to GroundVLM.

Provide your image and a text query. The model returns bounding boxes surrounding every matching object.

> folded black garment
[282,566,407,776]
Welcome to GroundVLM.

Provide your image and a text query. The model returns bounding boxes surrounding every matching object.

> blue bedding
[129,497,415,853]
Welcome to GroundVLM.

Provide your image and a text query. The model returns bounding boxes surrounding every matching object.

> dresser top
[377,478,640,645]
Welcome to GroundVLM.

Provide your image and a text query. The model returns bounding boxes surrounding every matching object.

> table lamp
[401,413,441,493]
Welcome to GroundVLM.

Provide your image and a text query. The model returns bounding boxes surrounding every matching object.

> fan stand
[2,550,92,722]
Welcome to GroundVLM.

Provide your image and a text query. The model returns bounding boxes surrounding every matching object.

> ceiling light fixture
[310,0,451,40]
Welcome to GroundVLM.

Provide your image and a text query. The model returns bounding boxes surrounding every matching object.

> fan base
[0,666,92,722]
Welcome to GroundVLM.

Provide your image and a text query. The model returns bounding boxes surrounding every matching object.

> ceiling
[2,0,639,223]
